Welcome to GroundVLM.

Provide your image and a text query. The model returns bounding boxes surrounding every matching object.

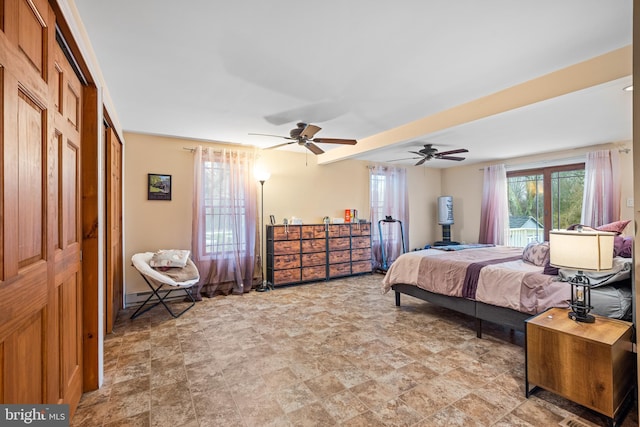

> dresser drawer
[352,236,370,249]
[352,260,372,274]
[274,268,301,285]
[302,238,326,253]
[273,254,300,269]
[329,250,350,264]
[302,266,326,281]
[351,248,371,261]
[329,237,350,251]
[329,263,351,277]
[272,225,301,240]
[328,224,351,238]
[273,240,300,255]
[302,252,326,266]
[351,223,371,236]
[301,225,326,239]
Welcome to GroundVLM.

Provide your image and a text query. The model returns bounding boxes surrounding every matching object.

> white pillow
[149,249,190,268]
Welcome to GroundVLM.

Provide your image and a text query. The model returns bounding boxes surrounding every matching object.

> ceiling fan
[394,144,469,166]
[249,122,357,155]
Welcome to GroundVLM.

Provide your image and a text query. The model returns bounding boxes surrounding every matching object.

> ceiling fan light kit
[250,122,357,155]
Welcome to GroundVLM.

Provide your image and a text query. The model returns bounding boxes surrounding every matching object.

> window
[507,163,584,246]
[202,159,249,256]
[368,165,408,269]
[370,172,387,221]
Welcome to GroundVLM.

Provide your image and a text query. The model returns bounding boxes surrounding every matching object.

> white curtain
[478,164,509,245]
[581,150,621,227]
[369,165,409,270]
[192,147,258,298]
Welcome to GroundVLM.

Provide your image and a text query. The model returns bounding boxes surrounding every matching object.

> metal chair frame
[130,273,196,319]
[130,252,199,320]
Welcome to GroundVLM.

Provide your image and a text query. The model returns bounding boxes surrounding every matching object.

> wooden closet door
[51,31,84,413]
[0,0,83,415]
[105,126,123,334]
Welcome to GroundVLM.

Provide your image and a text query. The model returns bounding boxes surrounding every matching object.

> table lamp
[549,228,615,323]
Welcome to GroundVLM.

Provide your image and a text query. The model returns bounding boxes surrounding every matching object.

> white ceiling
[72,1,633,168]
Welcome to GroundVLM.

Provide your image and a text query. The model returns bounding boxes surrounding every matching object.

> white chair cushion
[132,252,199,288]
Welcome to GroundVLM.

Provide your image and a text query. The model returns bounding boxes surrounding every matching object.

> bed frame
[392,283,533,338]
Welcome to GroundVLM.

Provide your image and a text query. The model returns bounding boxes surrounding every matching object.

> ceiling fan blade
[437,148,469,156]
[300,124,322,139]
[264,141,296,150]
[408,151,424,156]
[388,157,421,162]
[305,142,325,155]
[415,158,428,166]
[312,138,357,145]
[437,155,466,161]
[248,132,291,140]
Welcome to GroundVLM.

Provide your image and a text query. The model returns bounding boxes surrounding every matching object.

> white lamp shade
[254,167,271,182]
[437,196,454,225]
[549,230,615,271]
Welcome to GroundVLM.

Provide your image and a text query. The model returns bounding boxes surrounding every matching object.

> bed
[381,244,632,337]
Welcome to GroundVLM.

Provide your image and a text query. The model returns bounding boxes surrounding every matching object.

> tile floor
[72,274,638,427]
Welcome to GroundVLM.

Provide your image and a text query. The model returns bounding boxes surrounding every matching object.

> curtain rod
[183,147,225,153]
[366,164,407,171]
[478,148,630,171]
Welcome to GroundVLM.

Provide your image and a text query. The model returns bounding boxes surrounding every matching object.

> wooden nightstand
[525,307,635,426]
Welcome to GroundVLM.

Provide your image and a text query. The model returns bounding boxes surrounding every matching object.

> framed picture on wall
[148,173,172,200]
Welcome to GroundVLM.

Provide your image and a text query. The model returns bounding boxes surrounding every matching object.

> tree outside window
[507,163,584,246]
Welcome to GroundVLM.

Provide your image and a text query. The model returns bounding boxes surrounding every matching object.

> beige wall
[124,132,441,297]
[124,131,632,298]
[442,141,634,244]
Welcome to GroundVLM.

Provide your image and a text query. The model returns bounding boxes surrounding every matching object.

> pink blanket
[382,247,570,314]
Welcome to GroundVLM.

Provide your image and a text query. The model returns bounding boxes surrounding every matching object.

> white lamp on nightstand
[549,228,615,323]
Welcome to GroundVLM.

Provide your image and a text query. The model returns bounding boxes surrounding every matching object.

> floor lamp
[255,170,273,292]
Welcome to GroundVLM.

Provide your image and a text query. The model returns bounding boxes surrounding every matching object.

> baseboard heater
[125,289,188,308]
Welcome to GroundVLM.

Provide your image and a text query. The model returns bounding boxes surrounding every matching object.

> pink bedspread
[381,247,570,315]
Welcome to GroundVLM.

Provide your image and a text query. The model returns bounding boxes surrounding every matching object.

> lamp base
[256,280,274,292]
[568,311,595,323]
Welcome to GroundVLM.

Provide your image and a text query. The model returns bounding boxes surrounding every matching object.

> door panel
[105,127,123,333]
[0,0,83,416]
[58,271,81,400]
[62,140,79,246]
[17,0,45,78]
[4,312,44,403]
[17,89,44,267]
[51,37,83,412]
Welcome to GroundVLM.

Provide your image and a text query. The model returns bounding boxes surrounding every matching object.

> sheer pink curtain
[478,164,509,245]
[192,147,258,298]
[369,165,409,270]
[581,149,620,227]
